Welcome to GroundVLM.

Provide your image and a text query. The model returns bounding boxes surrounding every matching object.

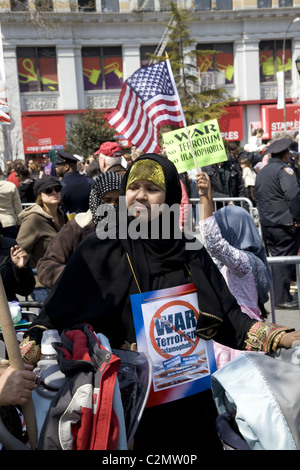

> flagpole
[164,54,205,197]
[165,54,201,172]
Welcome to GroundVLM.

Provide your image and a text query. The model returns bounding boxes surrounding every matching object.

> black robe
[26,154,256,451]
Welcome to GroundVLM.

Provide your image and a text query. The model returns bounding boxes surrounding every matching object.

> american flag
[106,59,185,154]
[0,98,10,125]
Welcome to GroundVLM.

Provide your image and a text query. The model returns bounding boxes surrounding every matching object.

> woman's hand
[279,330,300,349]
[10,245,29,269]
[196,172,211,198]
[195,172,214,220]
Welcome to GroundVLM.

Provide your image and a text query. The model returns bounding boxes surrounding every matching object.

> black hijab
[118,153,188,292]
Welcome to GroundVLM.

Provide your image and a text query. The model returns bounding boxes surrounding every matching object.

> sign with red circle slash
[130,283,216,407]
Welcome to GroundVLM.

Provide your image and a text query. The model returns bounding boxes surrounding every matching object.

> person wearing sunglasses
[16,175,67,303]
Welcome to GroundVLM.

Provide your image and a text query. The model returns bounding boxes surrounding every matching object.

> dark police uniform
[255,138,300,307]
[56,150,94,215]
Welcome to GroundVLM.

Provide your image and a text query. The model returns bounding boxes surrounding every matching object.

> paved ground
[270,304,300,330]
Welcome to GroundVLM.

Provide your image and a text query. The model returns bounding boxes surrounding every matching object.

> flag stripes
[107,59,185,153]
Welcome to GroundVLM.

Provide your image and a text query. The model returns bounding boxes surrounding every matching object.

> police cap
[267,138,291,155]
[56,150,79,165]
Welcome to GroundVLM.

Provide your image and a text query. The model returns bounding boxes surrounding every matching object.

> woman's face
[101,189,120,207]
[41,186,62,205]
[126,179,166,221]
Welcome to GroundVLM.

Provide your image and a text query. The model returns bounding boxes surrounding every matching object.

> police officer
[55,150,94,216]
[255,138,300,309]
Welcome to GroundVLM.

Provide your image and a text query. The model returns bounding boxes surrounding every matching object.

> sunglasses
[44,186,61,195]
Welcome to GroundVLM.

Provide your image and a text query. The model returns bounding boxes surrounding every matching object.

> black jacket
[202,153,247,199]
[0,236,35,301]
[255,158,300,227]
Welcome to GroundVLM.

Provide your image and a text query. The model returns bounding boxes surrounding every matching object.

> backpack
[36,323,151,450]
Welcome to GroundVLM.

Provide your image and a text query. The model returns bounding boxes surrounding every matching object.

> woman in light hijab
[21,154,299,451]
[197,172,272,368]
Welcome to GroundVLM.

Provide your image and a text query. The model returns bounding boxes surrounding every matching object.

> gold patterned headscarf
[125,159,166,192]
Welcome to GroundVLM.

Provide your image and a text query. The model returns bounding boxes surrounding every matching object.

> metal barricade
[267,256,300,322]
[190,197,299,324]
[190,197,262,236]
[21,203,34,210]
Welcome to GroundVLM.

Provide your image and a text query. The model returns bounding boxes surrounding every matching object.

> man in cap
[255,137,300,309]
[43,154,56,176]
[94,141,126,177]
[55,150,94,216]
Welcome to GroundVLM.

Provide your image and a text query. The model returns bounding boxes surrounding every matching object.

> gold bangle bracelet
[272,331,286,352]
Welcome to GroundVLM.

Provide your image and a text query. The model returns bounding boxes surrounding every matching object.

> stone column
[235,36,260,101]
[56,44,79,110]
[122,44,141,80]
[2,44,25,159]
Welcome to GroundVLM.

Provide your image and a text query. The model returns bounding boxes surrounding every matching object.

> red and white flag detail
[0,108,10,124]
[106,59,185,154]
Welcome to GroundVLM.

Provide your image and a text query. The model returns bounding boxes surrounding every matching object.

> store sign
[22,114,66,153]
[218,105,243,141]
[261,104,300,139]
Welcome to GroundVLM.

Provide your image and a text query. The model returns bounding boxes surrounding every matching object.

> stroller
[0,318,152,451]
[211,345,300,450]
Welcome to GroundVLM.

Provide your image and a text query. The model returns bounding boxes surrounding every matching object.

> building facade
[1,0,300,165]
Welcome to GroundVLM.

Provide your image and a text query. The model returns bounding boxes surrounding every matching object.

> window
[101,0,119,11]
[259,40,291,82]
[257,0,271,7]
[195,0,211,11]
[17,47,58,93]
[137,0,154,9]
[35,0,53,11]
[140,46,158,67]
[197,43,234,85]
[82,47,123,91]
[78,0,95,11]
[279,0,293,6]
[214,0,232,9]
[78,0,96,12]
[159,0,173,9]
[10,0,28,11]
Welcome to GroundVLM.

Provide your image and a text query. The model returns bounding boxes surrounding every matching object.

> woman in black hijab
[21,153,300,450]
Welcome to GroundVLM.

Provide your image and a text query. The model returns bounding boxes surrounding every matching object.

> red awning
[21,114,66,154]
[261,103,300,139]
[218,105,243,141]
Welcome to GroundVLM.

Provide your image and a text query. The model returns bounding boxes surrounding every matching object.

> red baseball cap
[94,141,123,157]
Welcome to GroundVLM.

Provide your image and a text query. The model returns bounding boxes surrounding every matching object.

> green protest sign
[162,119,227,173]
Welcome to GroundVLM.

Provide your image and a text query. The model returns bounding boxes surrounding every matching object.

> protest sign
[162,119,227,173]
[130,283,216,407]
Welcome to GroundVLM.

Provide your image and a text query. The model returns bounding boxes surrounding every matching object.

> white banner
[0,24,10,124]
[277,71,284,110]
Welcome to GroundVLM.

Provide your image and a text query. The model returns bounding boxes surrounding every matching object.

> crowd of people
[0,134,300,450]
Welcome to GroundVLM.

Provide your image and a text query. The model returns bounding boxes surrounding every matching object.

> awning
[261,103,300,139]
[21,114,66,154]
[218,105,243,141]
